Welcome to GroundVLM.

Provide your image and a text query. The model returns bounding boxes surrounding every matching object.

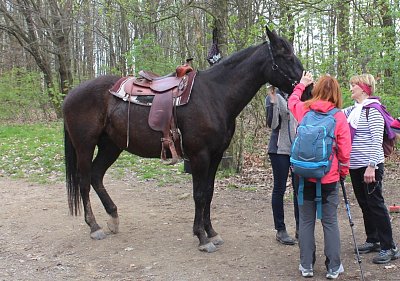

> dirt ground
[0,162,400,281]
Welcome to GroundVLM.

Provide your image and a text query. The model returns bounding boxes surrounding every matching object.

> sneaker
[372,247,400,264]
[326,264,344,279]
[299,264,313,278]
[276,230,296,245]
[355,242,381,254]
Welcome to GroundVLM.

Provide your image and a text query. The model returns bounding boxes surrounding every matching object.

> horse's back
[63,75,120,108]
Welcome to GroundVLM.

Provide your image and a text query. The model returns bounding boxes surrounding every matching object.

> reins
[267,44,299,87]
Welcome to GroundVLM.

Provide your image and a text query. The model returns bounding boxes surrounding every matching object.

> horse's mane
[203,34,295,74]
[202,44,262,73]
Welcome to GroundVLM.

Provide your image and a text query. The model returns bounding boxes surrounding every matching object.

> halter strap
[267,44,299,87]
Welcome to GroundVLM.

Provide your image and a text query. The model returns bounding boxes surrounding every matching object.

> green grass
[226,183,257,192]
[0,122,65,183]
[0,122,192,185]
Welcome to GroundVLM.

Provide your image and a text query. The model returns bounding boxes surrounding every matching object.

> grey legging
[298,181,341,272]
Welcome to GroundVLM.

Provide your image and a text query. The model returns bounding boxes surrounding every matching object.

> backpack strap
[315,179,322,219]
[313,108,337,220]
[364,103,396,139]
[327,108,339,116]
[297,177,323,219]
[298,176,304,205]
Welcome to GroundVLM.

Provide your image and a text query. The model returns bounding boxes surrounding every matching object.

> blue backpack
[290,108,339,219]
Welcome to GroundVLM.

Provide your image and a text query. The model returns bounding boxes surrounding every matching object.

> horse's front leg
[193,189,217,253]
[191,153,222,253]
[203,196,224,247]
[204,156,224,246]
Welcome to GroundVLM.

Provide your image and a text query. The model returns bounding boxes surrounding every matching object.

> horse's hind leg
[91,135,122,235]
[75,144,106,239]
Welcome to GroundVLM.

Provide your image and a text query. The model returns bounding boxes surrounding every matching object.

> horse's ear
[266,26,292,56]
[266,26,278,45]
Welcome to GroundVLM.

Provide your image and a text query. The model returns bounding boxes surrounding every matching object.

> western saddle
[121,59,195,164]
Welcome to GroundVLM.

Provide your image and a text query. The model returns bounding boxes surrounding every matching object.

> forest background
[0,0,399,172]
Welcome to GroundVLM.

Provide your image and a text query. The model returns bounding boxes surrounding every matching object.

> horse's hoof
[90,229,107,240]
[198,242,218,253]
[210,234,224,246]
[107,217,119,234]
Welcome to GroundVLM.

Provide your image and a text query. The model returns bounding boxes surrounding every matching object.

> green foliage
[341,88,354,108]
[341,88,399,117]
[126,34,177,75]
[0,68,53,122]
[376,93,400,117]
[48,85,65,113]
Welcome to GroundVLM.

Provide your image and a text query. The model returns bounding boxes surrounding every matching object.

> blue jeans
[269,153,299,231]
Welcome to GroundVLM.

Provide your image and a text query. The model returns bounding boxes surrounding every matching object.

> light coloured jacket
[266,93,297,155]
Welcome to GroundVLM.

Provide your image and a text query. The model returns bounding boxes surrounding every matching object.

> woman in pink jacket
[288,71,351,279]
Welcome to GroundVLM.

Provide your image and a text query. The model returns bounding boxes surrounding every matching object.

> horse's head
[265,26,312,100]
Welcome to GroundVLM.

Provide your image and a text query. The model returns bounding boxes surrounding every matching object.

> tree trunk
[377,0,395,78]
[83,0,94,78]
[212,0,237,171]
[337,1,350,83]
[49,0,73,110]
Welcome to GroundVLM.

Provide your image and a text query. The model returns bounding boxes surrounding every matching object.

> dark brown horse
[63,27,310,253]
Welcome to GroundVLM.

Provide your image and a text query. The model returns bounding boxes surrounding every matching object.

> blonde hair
[304,75,343,108]
[349,74,376,94]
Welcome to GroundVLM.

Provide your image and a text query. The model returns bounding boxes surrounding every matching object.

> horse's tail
[64,124,81,216]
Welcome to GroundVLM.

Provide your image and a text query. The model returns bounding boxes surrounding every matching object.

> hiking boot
[299,264,313,278]
[276,230,296,245]
[355,242,381,254]
[326,264,344,279]
[372,247,400,264]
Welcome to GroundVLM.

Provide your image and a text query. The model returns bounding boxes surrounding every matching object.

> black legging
[349,163,394,250]
[269,153,299,231]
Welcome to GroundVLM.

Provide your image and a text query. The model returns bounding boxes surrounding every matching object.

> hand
[268,86,277,102]
[364,166,376,183]
[299,71,313,87]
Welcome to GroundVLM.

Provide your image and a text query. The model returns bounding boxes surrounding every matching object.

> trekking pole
[340,179,365,281]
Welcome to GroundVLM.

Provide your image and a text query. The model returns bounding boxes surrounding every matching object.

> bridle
[267,43,299,87]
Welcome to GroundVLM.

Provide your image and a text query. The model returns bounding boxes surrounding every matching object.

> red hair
[304,75,343,108]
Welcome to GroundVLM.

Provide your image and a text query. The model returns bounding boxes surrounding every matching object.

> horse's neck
[204,49,267,117]
[226,75,265,117]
